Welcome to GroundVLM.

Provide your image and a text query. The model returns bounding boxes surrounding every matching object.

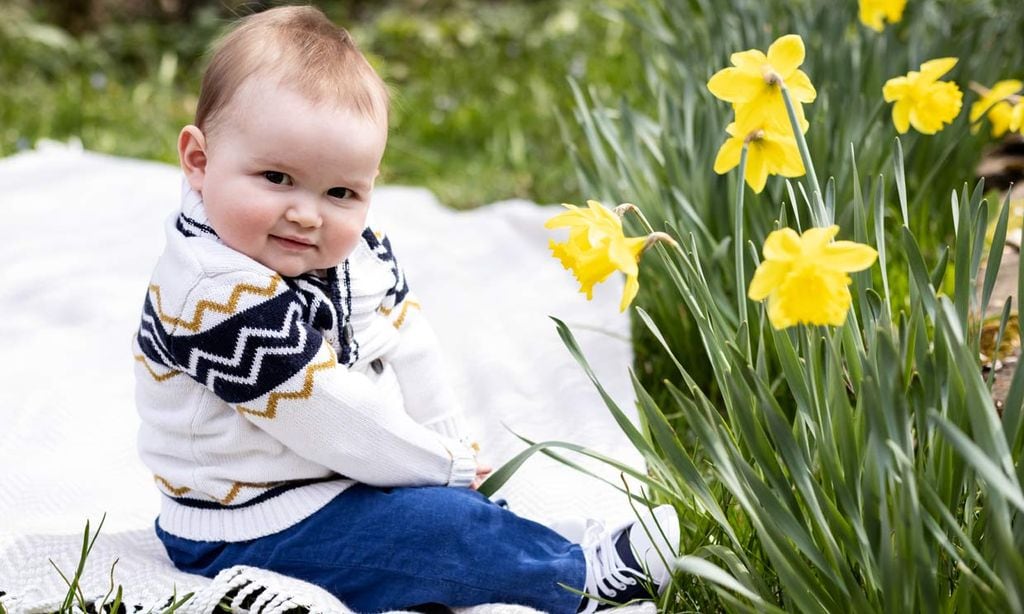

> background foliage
[0,0,642,209]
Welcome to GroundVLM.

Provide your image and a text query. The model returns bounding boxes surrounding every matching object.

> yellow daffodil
[859,0,907,32]
[987,102,1017,137]
[969,80,1022,137]
[714,123,805,193]
[707,34,817,133]
[546,200,646,312]
[883,58,963,134]
[748,226,877,329]
[1012,102,1024,133]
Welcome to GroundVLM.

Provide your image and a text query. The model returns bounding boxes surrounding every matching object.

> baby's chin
[251,255,318,278]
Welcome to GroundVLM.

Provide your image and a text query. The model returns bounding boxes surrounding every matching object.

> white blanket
[0,143,649,613]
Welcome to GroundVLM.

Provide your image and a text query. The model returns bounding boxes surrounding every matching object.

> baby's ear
[178,125,208,192]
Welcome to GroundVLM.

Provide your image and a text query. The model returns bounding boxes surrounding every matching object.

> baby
[132,6,678,612]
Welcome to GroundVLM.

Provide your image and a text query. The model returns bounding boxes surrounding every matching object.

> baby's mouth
[271,235,317,251]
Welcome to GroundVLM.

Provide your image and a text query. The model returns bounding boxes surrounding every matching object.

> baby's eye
[263,171,293,186]
[327,187,352,199]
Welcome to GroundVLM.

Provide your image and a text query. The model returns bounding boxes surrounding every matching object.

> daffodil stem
[626,205,658,237]
[781,84,827,227]
[735,145,749,335]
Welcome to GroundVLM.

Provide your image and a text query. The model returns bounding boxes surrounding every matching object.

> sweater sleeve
[157,270,477,488]
[383,295,475,446]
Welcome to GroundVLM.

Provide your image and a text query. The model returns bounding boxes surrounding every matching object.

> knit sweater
[133,184,478,542]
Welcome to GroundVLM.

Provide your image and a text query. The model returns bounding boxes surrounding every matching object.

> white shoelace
[582,520,640,598]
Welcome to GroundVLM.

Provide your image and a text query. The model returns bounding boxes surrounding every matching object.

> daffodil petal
[919,57,958,81]
[748,260,789,301]
[1011,103,1024,132]
[859,0,886,31]
[620,272,640,312]
[714,136,744,174]
[762,227,802,261]
[784,70,817,103]
[607,236,644,272]
[802,226,840,252]
[734,100,792,135]
[969,100,986,123]
[989,104,1013,136]
[991,80,1024,100]
[730,49,768,70]
[820,241,879,272]
[708,67,764,103]
[766,294,792,329]
[776,137,806,177]
[745,146,770,193]
[544,206,585,229]
[589,199,624,230]
[892,100,911,133]
[885,0,907,22]
[767,35,805,78]
[882,76,909,102]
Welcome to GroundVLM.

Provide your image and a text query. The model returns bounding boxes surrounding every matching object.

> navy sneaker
[577,505,679,613]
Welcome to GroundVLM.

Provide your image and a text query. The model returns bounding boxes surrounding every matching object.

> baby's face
[192,79,387,277]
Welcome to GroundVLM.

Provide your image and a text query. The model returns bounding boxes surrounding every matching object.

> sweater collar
[176,179,221,241]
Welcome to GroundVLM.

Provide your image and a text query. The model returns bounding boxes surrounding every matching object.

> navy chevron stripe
[138,294,176,369]
[167,476,345,510]
[176,213,219,239]
[165,292,322,403]
[362,229,409,304]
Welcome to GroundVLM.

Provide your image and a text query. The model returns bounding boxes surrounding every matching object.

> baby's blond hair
[195,5,389,134]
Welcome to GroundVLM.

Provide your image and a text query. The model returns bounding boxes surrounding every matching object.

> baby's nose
[285,198,322,228]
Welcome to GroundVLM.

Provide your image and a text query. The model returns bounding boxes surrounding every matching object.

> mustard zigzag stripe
[154,475,282,505]
[134,354,181,382]
[154,475,190,496]
[150,275,281,333]
[378,300,421,327]
[237,345,338,419]
[392,300,421,329]
[220,480,282,505]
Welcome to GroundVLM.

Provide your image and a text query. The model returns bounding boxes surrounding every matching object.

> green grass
[0,0,641,209]
[40,514,193,613]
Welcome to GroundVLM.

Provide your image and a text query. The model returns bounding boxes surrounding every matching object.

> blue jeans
[155,484,587,613]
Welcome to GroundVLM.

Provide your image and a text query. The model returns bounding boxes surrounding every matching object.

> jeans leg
[156,485,587,613]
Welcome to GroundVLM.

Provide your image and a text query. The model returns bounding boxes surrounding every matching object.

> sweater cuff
[444,441,477,488]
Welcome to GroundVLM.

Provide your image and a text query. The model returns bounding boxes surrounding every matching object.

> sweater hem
[156,478,354,542]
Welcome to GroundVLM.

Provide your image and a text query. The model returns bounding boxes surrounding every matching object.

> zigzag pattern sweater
[133,185,477,542]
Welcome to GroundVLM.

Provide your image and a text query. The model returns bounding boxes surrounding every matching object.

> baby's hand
[470,462,492,491]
